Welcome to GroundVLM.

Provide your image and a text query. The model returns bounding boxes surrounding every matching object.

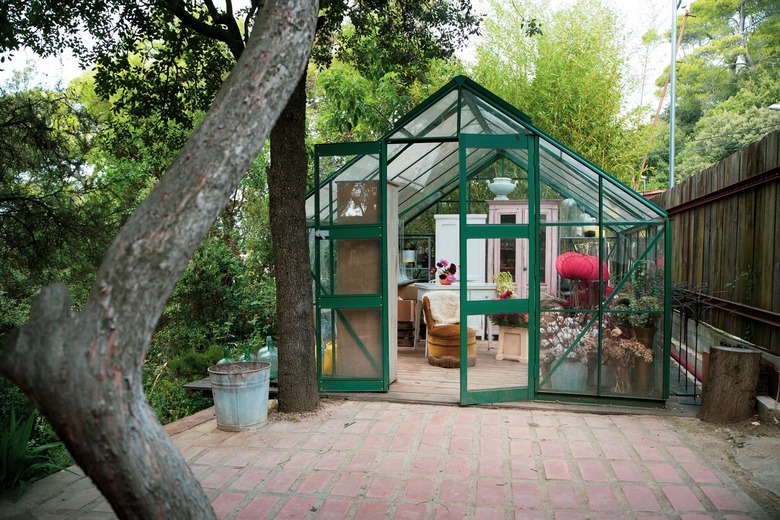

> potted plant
[601,325,653,394]
[491,273,529,362]
[539,312,596,391]
[430,258,457,285]
[628,295,662,348]
[626,257,664,344]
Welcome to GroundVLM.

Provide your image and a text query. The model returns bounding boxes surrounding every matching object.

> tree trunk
[0,1,317,518]
[269,72,320,413]
[699,346,762,423]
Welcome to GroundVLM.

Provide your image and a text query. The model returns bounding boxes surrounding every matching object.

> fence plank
[694,205,704,284]
[773,184,780,350]
[764,131,779,170]
[753,184,775,311]
[734,191,755,303]
[742,140,761,180]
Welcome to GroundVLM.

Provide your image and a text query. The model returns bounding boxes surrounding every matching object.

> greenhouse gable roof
[309,75,666,231]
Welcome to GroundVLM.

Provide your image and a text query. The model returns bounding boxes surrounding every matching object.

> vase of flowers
[490,273,530,362]
[550,359,588,392]
[539,313,596,391]
[430,259,457,284]
[601,326,654,394]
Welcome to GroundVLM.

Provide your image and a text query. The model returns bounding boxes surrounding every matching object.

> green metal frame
[313,141,388,393]
[459,133,537,405]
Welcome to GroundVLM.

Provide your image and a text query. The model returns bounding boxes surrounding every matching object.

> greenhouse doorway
[459,134,535,405]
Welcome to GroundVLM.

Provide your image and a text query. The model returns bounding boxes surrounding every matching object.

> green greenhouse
[307,76,671,406]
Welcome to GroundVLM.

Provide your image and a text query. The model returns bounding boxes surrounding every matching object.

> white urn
[486,177,517,200]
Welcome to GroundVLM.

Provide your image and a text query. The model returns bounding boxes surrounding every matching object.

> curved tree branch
[1,0,317,518]
[163,0,246,59]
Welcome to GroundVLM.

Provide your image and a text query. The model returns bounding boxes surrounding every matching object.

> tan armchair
[422,292,477,368]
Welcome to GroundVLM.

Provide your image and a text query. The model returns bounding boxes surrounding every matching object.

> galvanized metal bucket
[207,361,271,431]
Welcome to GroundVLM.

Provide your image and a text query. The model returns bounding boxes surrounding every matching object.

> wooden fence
[653,129,780,355]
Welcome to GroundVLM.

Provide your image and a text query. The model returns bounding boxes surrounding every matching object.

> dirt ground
[671,412,780,518]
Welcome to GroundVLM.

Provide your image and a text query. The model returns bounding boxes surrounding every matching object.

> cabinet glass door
[499,213,518,277]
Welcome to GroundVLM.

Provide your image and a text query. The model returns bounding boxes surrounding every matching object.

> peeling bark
[1,1,318,518]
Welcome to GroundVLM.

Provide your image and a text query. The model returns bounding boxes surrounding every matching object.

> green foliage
[608,301,633,331]
[628,295,662,329]
[0,77,109,334]
[0,379,36,436]
[166,345,224,380]
[626,259,664,329]
[315,1,480,83]
[647,0,780,182]
[472,0,646,187]
[143,341,216,425]
[143,370,213,426]
[0,410,70,501]
[0,380,72,466]
[313,65,412,141]
[493,272,515,295]
[629,259,664,301]
[93,12,234,129]
[311,56,466,145]
[153,235,251,359]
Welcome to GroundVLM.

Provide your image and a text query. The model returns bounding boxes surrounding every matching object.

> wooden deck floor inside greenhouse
[386,341,529,404]
[186,341,530,405]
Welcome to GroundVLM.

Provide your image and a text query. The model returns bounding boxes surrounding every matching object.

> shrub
[1,411,71,501]
[145,377,213,425]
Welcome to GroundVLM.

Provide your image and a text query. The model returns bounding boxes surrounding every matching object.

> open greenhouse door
[313,142,391,393]
[459,134,538,405]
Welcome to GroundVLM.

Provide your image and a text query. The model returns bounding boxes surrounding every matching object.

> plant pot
[633,359,654,395]
[633,326,657,349]
[550,360,588,392]
[439,278,452,285]
[496,326,528,362]
[208,361,271,431]
[589,364,616,389]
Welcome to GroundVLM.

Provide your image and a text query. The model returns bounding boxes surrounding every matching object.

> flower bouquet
[490,273,528,327]
[601,326,653,393]
[430,259,457,284]
[539,313,597,369]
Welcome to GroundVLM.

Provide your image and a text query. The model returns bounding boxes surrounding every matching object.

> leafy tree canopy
[471,0,647,188]
[649,0,780,182]
[0,72,109,333]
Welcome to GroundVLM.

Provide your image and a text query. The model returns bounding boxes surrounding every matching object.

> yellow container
[321,340,337,376]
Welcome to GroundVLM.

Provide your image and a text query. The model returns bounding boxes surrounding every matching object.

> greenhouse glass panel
[317,238,381,297]
[311,154,381,225]
[318,308,382,379]
[460,90,533,136]
[392,90,459,139]
[388,141,450,188]
[397,146,495,221]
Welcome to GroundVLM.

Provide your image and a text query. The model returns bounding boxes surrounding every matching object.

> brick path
[0,400,772,519]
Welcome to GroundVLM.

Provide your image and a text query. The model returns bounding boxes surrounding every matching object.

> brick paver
[0,400,772,519]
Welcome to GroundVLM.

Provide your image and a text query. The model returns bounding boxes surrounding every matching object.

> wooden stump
[699,346,761,423]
